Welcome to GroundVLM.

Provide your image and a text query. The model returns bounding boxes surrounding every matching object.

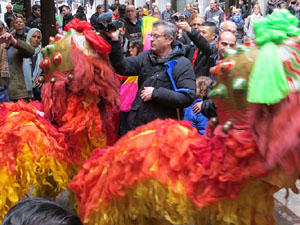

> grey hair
[152,20,177,40]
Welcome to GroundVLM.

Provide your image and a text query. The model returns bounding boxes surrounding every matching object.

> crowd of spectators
[0,0,295,136]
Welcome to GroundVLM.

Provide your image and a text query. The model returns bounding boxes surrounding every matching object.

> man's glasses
[149,33,166,39]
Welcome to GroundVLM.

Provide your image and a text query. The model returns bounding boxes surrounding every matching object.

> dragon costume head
[40,19,120,163]
[209,9,300,171]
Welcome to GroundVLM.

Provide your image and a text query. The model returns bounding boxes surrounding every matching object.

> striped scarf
[0,43,9,78]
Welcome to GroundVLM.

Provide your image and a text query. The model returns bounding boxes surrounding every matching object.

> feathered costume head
[41,19,120,163]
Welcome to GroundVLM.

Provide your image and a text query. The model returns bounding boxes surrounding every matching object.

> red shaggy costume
[0,19,120,220]
[69,10,300,225]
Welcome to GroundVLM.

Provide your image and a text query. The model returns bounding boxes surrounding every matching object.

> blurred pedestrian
[184,4,192,23]
[204,0,224,28]
[4,4,14,27]
[90,4,104,30]
[244,5,262,39]
[266,0,278,14]
[89,0,94,9]
[67,0,72,9]
[26,5,41,29]
[162,3,175,22]
[62,5,73,30]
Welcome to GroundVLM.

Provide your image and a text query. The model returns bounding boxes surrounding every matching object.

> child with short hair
[184,77,212,135]
[232,8,244,27]
[232,8,244,44]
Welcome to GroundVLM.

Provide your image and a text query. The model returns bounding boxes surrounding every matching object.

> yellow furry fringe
[0,145,70,220]
[85,178,278,225]
[0,108,71,221]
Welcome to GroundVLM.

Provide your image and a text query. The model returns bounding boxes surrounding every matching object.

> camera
[173,14,186,22]
[0,36,9,45]
[104,20,123,32]
[98,12,123,32]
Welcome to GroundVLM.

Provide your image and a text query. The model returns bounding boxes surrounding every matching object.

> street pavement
[275,181,300,224]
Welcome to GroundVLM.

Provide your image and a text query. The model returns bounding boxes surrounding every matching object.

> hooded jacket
[109,40,196,129]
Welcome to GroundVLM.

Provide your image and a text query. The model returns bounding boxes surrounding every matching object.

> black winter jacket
[178,32,193,45]
[90,12,99,31]
[241,4,248,19]
[26,14,41,29]
[109,40,196,129]
[124,17,142,37]
[63,13,73,30]
[4,12,14,26]
[185,28,217,78]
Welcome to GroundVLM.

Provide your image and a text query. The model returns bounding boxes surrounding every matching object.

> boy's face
[235,9,241,14]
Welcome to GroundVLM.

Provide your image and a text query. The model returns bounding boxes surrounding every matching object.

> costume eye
[232,77,247,91]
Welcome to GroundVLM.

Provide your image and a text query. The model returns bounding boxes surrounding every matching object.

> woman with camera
[0,18,34,103]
